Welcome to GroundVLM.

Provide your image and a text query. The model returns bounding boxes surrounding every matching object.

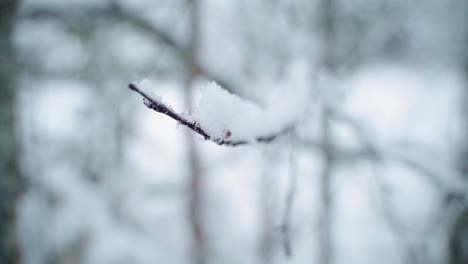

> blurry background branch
[280,131,298,257]
[300,103,467,198]
[329,106,466,196]
[370,163,425,264]
[111,3,237,93]
[20,2,237,94]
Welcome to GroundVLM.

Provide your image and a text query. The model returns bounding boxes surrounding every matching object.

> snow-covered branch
[128,83,291,146]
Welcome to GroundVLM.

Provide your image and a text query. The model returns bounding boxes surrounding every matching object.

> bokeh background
[1,0,468,263]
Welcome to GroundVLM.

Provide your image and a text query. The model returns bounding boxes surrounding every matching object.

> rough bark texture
[0,0,22,263]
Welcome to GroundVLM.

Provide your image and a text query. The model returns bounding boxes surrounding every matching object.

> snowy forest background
[1,0,468,263]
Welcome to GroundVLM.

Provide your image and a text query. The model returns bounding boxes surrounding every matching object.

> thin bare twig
[128,83,291,146]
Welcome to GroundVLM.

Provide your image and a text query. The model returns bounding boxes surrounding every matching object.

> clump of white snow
[192,82,262,140]
[193,81,306,141]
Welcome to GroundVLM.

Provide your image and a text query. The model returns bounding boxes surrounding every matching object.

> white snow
[193,81,307,141]
[192,82,263,140]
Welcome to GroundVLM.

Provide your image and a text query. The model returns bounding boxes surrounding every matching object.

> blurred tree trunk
[450,208,468,264]
[318,0,336,264]
[321,0,337,72]
[258,149,279,264]
[319,109,334,264]
[0,1,22,263]
[449,7,468,262]
[186,1,206,264]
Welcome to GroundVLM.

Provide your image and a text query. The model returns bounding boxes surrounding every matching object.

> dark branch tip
[128,83,138,91]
